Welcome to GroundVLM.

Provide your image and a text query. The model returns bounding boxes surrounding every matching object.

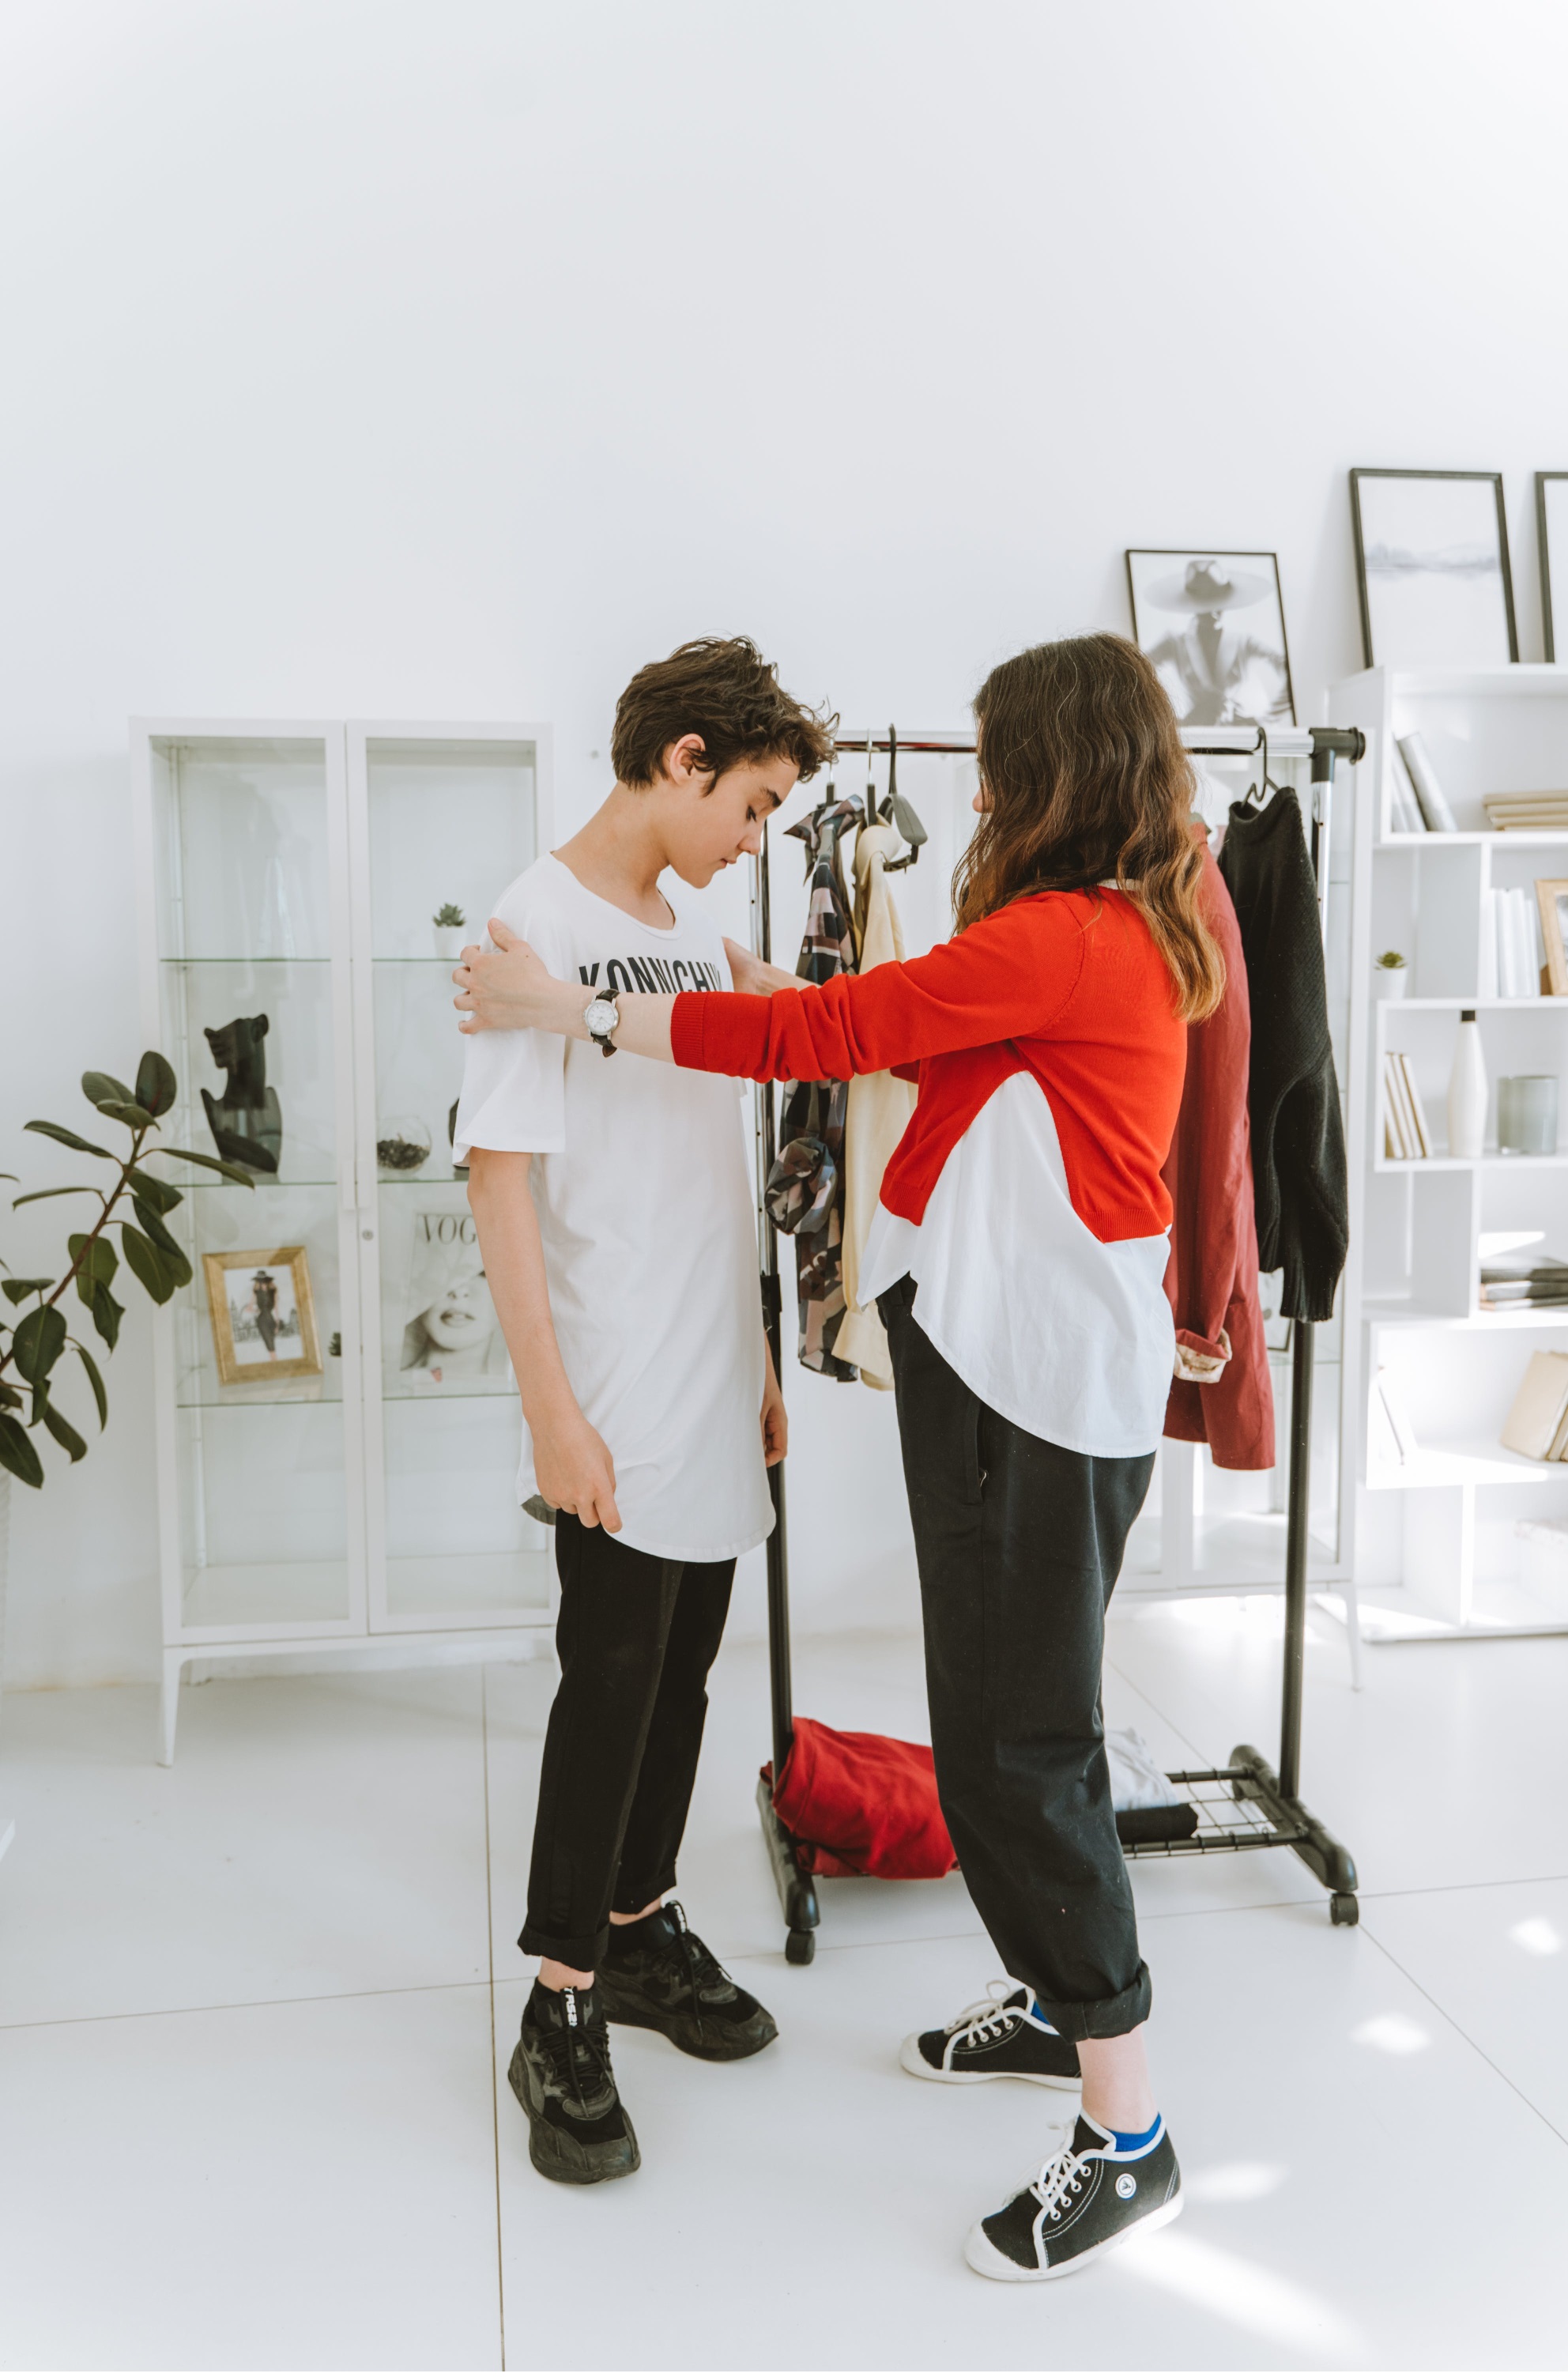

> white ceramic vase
[1447,1010,1488,1159]
[432,925,466,962]
[1375,968,1408,1001]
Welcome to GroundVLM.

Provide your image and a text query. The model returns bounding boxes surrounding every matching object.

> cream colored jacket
[835,821,918,1389]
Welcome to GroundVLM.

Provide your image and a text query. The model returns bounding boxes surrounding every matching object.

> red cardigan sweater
[672,889,1186,1247]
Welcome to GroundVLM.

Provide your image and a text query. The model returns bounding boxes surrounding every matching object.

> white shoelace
[945,1979,1027,2050]
[1030,2133,1092,2225]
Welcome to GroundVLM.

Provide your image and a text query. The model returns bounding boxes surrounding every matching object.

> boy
[454,636,834,2185]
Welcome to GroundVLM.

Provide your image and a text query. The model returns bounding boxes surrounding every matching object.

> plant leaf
[30,1378,50,1425]
[144,1145,256,1187]
[126,1167,182,1213]
[0,1413,44,1488]
[76,1344,107,1428]
[95,1100,158,1131]
[12,1304,67,1384]
[132,1199,192,1285]
[12,1186,102,1208]
[24,1119,116,1160]
[81,1070,134,1111]
[2,1277,53,1305]
[119,1224,175,1304]
[68,1233,119,1292]
[135,1051,178,1118]
[90,1282,123,1350]
[43,1403,88,1462]
[0,1382,22,1412]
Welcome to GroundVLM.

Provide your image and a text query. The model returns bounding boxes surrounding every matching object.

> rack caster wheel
[1329,1892,1359,1927]
[785,1927,816,1965]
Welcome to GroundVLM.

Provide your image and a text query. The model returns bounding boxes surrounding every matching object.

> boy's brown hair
[611,636,836,789]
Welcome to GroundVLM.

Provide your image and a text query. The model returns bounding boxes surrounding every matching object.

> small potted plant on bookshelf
[1374,951,1408,1001]
[432,904,467,961]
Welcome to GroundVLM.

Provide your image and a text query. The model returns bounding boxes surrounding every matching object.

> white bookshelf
[1332,664,1568,1641]
[130,719,558,1758]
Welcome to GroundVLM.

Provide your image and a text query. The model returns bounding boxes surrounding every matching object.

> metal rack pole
[750,833,820,1961]
[1277,726,1362,1803]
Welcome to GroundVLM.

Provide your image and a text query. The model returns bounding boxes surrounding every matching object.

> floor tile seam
[1355,1919,1568,2151]
[1351,1870,1568,1904]
[0,1975,491,2035]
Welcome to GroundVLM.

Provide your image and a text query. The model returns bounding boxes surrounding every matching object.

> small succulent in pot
[1375,950,1408,1000]
[432,903,467,960]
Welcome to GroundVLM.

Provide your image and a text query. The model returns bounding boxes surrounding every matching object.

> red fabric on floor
[763,1716,958,1880]
[1161,839,1276,1470]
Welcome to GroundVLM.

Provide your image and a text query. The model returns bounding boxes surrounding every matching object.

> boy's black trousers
[518,1511,735,1972]
[880,1274,1155,2039]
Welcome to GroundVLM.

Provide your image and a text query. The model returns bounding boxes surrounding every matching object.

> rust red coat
[1162,843,1275,1470]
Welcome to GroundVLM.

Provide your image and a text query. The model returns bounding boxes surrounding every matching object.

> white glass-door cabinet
[130,719,555,1759]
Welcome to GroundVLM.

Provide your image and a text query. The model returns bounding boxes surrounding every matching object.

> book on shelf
[1476,885,1545,998]
[1396,732,1459,833]
[1381,1051,1430,1160]
[1500,1349,1568,1461]
[1374,1369,1419,1466]
[1484,791,1568,830]
[1388,747,1427,835]
[1479,1255,1568,1309]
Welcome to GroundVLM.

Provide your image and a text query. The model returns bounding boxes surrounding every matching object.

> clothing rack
[749,723,1364,1964]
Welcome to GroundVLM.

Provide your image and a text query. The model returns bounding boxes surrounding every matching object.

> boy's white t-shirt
[452,853,773,1564]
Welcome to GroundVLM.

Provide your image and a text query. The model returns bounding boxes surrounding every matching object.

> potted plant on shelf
[1375,951,1408,1001]
[432,904,467,961]
[1,1055,253,1860]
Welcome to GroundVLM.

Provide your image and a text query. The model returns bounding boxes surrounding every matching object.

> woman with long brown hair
[455,633,1220,2281]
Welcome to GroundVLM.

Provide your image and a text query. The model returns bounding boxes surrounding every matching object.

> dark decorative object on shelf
[201,1016,283,1174]
[327,1331,341,1357]
[376,1114,432,1172]
[1,1051,254,1488]
[448,1099,469,1175]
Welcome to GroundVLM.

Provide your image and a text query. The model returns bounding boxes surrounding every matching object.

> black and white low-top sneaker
[508,1982,640,2186]
[900,1981,1082,2089]
[965,2111,1182,2281]
[599,1901,778,2062]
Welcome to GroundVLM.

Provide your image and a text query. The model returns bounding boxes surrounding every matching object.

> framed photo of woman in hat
[1125,549,1295,727]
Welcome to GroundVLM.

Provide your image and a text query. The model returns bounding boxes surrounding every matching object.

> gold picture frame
[1535,880,1568,998]
[202,1245,322,1385]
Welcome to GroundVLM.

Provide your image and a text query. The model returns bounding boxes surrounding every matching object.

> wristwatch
[583,990,620,1057]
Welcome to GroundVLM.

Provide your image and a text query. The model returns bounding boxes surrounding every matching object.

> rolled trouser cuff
[1030,1960,1152,2043]
[518,1919,609,1972]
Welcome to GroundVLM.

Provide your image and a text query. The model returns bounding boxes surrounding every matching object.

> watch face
[584,997,617,1036]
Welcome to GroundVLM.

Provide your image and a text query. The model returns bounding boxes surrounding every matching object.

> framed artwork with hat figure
[1125,549,1295,727]
[202,1244,322,1386]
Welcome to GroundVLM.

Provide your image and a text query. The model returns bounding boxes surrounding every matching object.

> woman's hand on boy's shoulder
[454,918,567,1035]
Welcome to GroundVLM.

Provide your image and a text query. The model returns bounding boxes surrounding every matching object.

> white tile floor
[2,1602,1566,2371]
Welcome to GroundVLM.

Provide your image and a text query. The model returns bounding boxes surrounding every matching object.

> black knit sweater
[1216,792,1348,1323]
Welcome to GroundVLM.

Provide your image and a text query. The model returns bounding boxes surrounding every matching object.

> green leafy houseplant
[1374,951,1407,972]
[432,903,465,929]
[0,1052,254,1488]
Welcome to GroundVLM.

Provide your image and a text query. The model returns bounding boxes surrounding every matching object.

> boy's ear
[661,733,713,790]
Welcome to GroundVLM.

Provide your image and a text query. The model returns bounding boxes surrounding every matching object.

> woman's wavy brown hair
[954,632,1223,1022]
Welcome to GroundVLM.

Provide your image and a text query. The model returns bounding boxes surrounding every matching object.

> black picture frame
[1349,468,1517,670]
[1124,547,1296,727]
[1536,474,1568,663]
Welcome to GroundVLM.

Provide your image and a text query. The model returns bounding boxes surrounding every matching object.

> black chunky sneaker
[901,1981,1082,2089]
[965,2111,1182,2281]
[507,1982,639,2186]
[599,1901,778,2062]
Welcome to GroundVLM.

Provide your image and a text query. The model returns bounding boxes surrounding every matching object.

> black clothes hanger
[881,724,929,872]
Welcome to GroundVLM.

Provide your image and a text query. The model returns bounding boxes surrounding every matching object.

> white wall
[5,0,1568,1685]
